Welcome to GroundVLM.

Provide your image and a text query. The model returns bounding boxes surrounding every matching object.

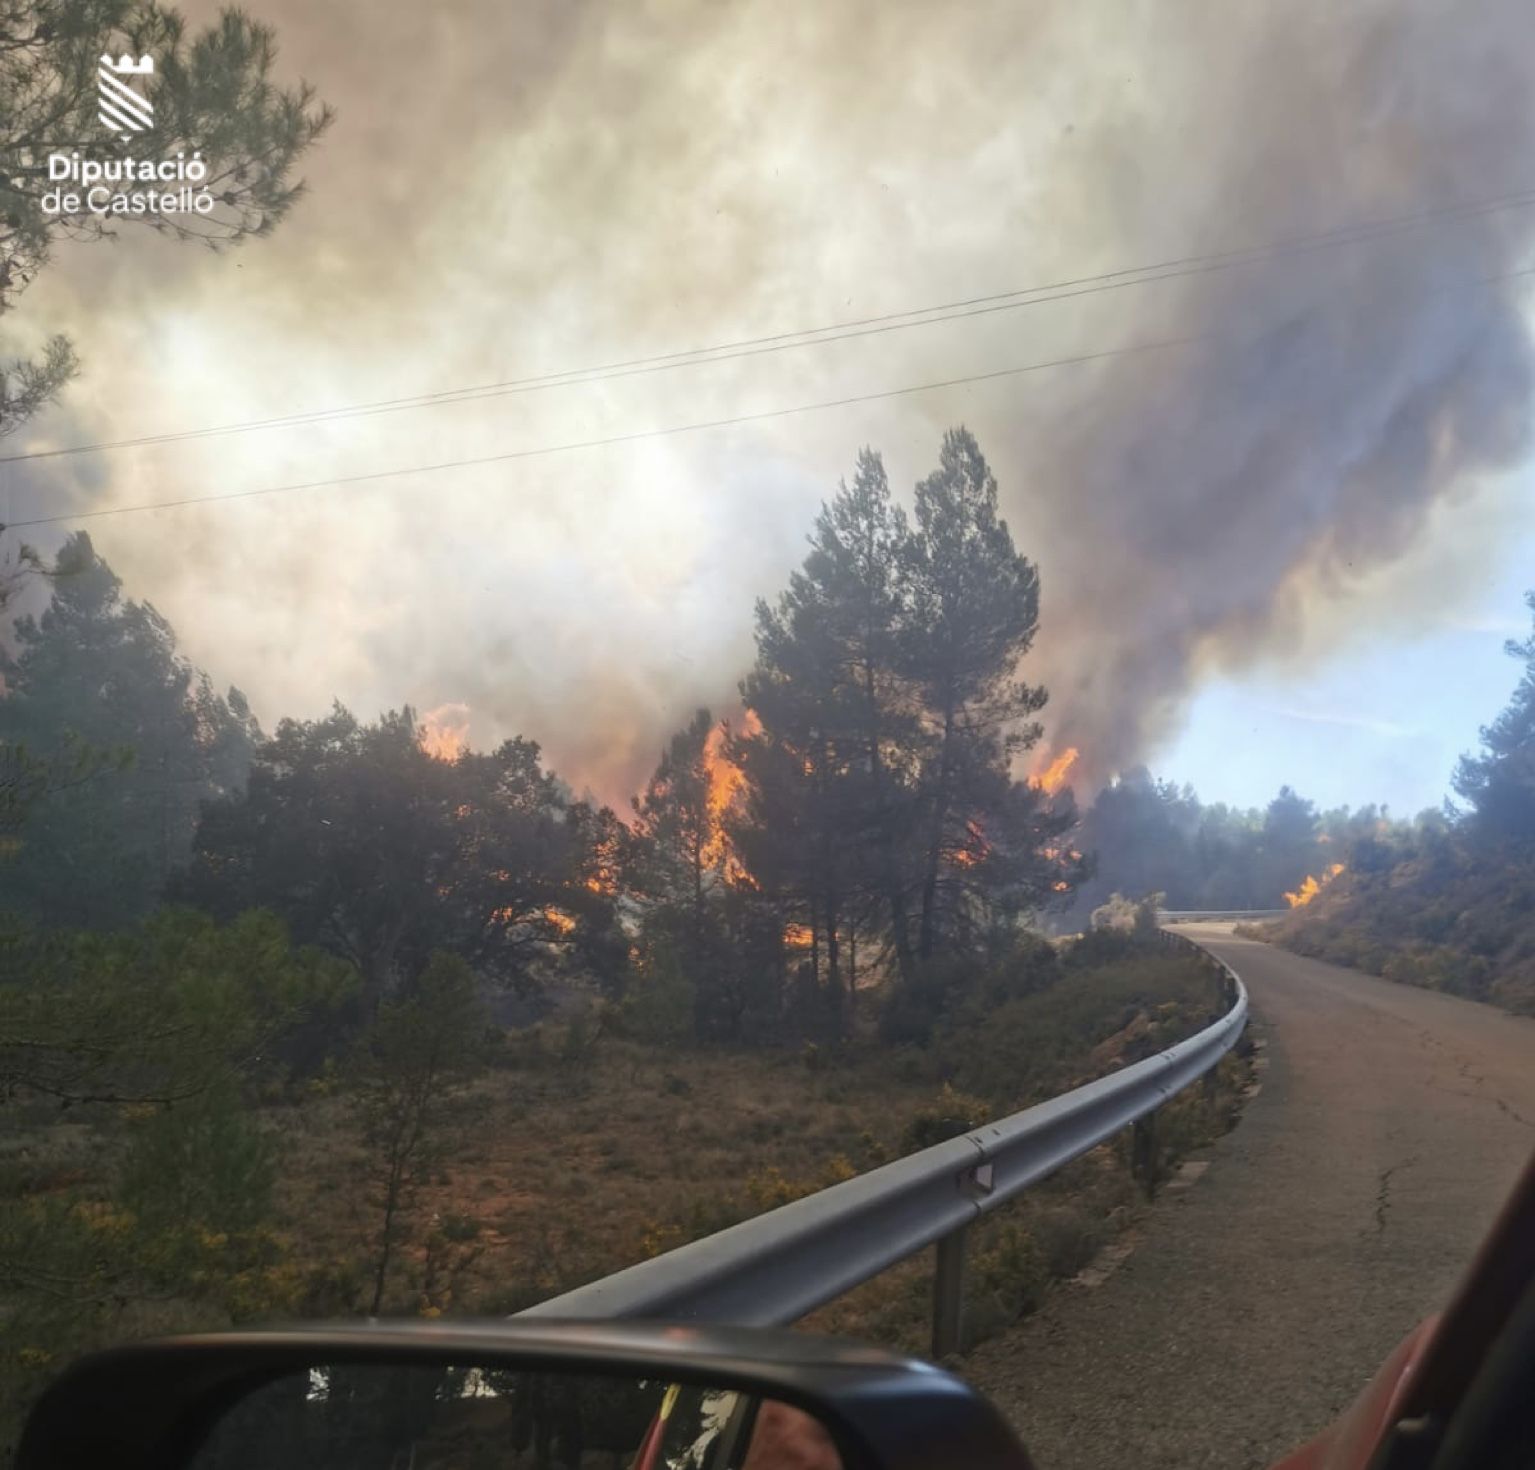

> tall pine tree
[733,429,1082,1022]
[905,428,1050,959]
[1455,589,1535,844]
[0,533,259,928]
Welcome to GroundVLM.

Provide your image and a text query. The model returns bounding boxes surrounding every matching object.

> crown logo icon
[98,54,155,132]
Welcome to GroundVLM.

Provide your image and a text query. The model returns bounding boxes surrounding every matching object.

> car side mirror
[16,1319,1034,1470]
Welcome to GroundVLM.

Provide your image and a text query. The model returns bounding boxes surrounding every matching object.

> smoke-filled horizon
[4,0,1534,808]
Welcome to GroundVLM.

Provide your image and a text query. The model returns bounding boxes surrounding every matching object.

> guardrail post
[931,1225,969,1359]
[1131,1112,1159,1197]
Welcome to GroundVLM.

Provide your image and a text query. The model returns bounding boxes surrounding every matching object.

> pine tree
[629,709,767,1039]
[733,431,1081,1023]
[904,428,1049,959]
[1259,785,1323,899]
[734,451,922,1032]
[630,708,716,923]
[2,1,331,438]
[1454,589,1535,844]
[0,533,259,927]
[175,707,598,1015]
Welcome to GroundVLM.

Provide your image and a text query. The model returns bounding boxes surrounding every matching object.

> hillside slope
[1255,828,1535,1016]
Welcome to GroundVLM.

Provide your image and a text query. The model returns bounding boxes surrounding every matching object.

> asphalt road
[963,924,1535,1470]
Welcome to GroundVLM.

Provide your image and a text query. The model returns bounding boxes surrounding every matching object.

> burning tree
[721,429,1086,1039]
[173,706,623,1017]
[627,707,773,1040]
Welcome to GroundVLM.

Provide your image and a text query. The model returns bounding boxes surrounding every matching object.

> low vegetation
[1251,822,1535,1016]
[0,925,1244,1451]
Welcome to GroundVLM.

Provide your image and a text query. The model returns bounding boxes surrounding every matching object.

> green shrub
[879,934,1061,1046]
[117,1083,276,1241]
[900,1083,992,1151]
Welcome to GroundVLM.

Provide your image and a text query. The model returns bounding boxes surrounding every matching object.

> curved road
[964,924,1535,1470]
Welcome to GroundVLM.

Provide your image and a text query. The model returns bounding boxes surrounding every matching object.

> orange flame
[782,922,813,949]
[420,702,471,762]
[491,903,579,935]
[1284,862,1345,908]
[583,828,623,896]
[702,710,763,881]
[1031,746,1080,795]
[951,818,989,868]
[542,907,578,936]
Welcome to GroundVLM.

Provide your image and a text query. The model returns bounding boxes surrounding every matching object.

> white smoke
[5,0,1533,802]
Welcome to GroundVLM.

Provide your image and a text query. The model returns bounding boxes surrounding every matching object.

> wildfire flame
[1044,843,1081,893]
[542,907,578,936]
[490,903,578,937]
[783,922,813,949]
[584,829,623,896]
[1284,862,1345,908]
[702,710,763,880]
[951,818,989,868]
[420,702,471,762]
[1032,746,1080,795]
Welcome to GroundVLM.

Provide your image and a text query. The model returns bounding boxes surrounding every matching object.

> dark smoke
[1019,1,1535,787]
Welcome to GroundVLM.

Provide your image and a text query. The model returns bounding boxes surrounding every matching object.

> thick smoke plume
[1021,2,1535,787]
[5,0,1534,803]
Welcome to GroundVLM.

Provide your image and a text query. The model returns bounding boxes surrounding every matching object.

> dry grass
[269,1036,944,1318]
[3,943,1251,1374]
[262,949,1251,1360]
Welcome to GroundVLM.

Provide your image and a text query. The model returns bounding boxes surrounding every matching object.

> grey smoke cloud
[5,0,1533,804]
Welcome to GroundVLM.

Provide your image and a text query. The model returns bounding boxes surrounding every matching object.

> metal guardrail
[524,929,1248,1356]
[1160,909,1288,922]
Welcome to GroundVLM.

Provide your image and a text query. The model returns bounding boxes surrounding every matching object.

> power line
[6,334,1201,527]
[15,254,1535,529]
[6,182,1535,467]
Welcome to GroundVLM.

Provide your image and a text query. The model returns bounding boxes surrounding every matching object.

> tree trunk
[918,702,956,961]
[847,924,857,1026]
[369,1139,408,1314]
[809,892,820,991]
[825,892,842,1041]
[863,653,916,983]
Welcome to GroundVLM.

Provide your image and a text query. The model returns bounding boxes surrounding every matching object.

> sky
[1159,472,1535,817]
[5,0,1535,819]
[1159,610,1528,818]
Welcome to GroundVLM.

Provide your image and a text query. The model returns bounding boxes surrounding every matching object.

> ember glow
[419,702,471,762]
[783,922,814,949]
[1285,863,1346,908]
[1032,747,1081,796]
